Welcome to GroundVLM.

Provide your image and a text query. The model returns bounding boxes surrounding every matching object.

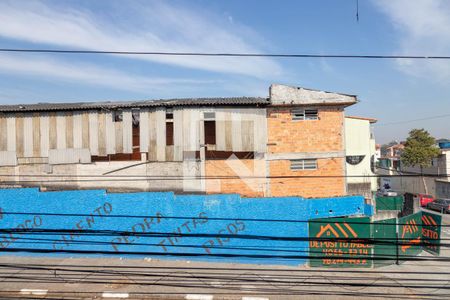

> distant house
[0,84,371,198]
[378,142,405,173]
[380,141,450,197]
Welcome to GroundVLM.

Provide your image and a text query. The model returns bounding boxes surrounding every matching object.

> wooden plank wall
[0,110,134,162]
[0,107,268,165]
[122,110,133,153]
[173,108,184,161]
[40,113,49,157]
[215,108,266,153]
[0,113,7,152]
[6,115,16,152]
[134,107,268,160]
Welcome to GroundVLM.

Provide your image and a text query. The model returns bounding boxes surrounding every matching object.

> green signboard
[421,211,441,255]
[398,212,422,260]
[376,196,404,211]
[309,217,372,268]
[372,218,397,267]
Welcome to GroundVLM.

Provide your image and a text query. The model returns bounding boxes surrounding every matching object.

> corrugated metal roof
[0,97,270,113]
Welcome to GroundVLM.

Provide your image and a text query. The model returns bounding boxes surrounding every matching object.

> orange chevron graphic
[343,222,358,238]
[316,224,340,238]
[422,215,431,226]
[334,223,349,237]
[402,220,419,238]
[429,216,437,226]
[315,223,358,238]
[401,237,421,252]
[411,220,419,231]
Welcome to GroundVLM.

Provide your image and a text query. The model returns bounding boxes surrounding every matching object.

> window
[346,155,365,165]
[290,159,317,170]
[204,112,215,120]
[113,110,123,122]
[166,108,173,120]
[166,110,174,146]
[204,112,216,145]
[291,109,318,121]
[166,122,174,145]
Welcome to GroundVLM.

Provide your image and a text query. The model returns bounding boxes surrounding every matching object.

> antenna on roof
[356,0,359,22]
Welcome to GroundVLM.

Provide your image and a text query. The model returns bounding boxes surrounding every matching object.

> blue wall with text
[0,188,372,265]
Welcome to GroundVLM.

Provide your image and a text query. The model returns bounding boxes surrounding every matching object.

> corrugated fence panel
[32,114,40,157]
[88,111,99,156]
[49,113,57,150]
[73,112,83,149]
[105,112,115,155]
[0,114,6,151]
[0,151,17,166]
[183,108,200,152]
[122,110,132,154]
[115,118,123,154]
[155,108,166,161]
[139,109,149,153]
[148,109,157,161]
[255,108,267,153]
[97,112,106,156]
[15,114,24,157]
[49,148,91,165]
[23,114,33,157]
[81,112,90,149]
[215,108,225,151]
[173,108,183,161]
[40,113,49,157]
[231,109,242,152]
[56,112,66,150]
[6,114,16,152]
[65,112,74,149]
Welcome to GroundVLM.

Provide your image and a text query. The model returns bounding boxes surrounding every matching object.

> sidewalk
[0,254,448,300]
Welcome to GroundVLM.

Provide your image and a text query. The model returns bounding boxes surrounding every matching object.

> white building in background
[344,116,378,199]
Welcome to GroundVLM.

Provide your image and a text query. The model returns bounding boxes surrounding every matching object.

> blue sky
[0,0,449,143]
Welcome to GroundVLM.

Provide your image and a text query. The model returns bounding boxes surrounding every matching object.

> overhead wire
[0,48,450,60]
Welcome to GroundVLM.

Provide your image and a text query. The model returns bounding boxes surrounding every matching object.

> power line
[0,172,446,179]
[376,114,450,126]
[1,48,450,59]
[0,212,448,227]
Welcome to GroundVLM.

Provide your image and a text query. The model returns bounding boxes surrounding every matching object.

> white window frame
[291,108,318,121]
[290,159,318,170]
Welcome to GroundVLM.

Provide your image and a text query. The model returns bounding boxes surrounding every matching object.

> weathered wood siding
[0,107,267,165]
[0,113,7,152]
[122,110,133,154]
[215,107,267,152]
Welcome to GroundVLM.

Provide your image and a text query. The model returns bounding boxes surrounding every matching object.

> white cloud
[373,0,450,82]
[0,0,282,78]
[0,53,217,92]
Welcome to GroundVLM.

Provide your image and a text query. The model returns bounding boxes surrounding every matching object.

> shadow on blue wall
[0,189,372,266]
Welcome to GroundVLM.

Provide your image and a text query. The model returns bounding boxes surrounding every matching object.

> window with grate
[290,159,317,170]
[291,109,318,121]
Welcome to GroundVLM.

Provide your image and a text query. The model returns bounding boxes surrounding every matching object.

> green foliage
[401,129,440,168]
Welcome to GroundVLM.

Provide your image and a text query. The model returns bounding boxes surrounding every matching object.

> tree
[401,129,440,194]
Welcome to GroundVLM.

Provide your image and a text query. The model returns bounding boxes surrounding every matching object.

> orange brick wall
[267,106,345,197]
[269,158,345,198]
[205,159,265,197]
[204,106,346,198]
[267,106,344,153]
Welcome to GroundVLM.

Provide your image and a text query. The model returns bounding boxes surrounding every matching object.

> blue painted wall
[0,189,372,265]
